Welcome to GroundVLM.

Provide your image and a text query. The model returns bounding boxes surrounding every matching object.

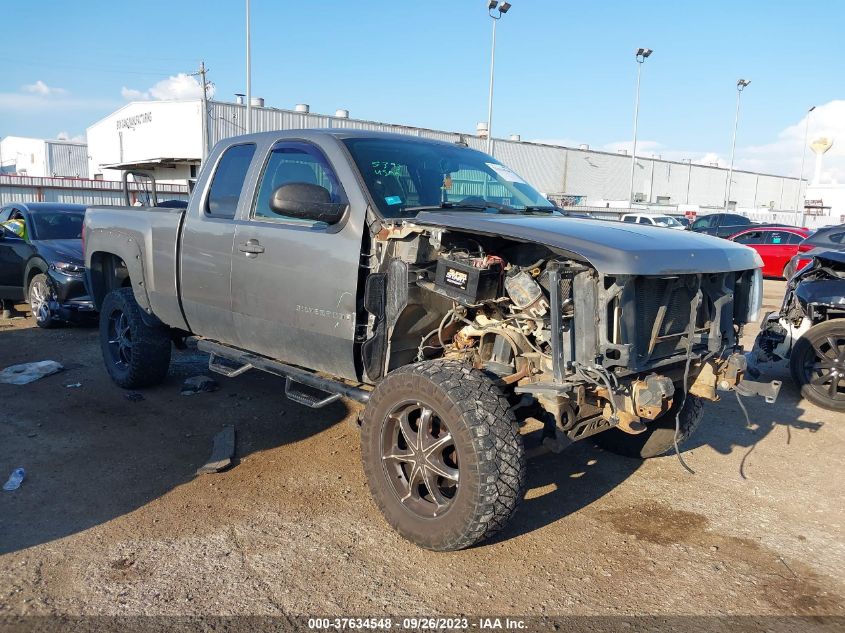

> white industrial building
[0,136,89,178]
[84,98,836,223]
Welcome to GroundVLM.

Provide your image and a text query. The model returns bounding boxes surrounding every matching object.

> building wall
[207,101,805,211]
[86,100,203,183]
[84,100,805,211]
[45,140,89,178]
[0,137,88,178]
[0,137,46,176]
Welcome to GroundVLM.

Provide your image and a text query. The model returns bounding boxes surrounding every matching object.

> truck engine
[363,223,773,446]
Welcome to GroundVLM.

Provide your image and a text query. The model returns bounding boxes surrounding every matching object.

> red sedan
[728,226,811,279]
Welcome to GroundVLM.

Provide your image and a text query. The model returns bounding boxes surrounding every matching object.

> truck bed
[84,204,189,330]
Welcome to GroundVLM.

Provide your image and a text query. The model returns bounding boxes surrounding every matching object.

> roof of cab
[220,128,464,147]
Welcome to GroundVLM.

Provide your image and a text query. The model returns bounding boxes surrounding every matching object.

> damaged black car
[753,250,845,411]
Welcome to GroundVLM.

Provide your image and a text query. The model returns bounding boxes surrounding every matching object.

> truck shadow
[0,328,353,556]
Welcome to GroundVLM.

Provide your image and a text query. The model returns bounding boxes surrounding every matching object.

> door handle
[238,239,265,256]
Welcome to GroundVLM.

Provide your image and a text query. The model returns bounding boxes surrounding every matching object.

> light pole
[725,78,751,209]
[796,105,816,227]
[485,1,511,156]
[628,48,652,208]
[245,0,252,133]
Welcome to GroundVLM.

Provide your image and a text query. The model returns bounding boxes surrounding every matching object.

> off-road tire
[360,360,526,551]
[99,288,171,389]
[591,394,705,459]
[789,320,845,412]
[28,273,58,329]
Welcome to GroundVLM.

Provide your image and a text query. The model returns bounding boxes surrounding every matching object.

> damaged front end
[753,250,845,365]
[365,218,782,446]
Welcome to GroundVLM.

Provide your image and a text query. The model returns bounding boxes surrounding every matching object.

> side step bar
[197,339,371,406]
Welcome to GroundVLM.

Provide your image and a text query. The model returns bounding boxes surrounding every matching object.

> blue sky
[2,0,844,179]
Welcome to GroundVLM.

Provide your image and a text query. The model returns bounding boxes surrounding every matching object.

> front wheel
[361,360,526,551]
[28,274,58,329]
[99,288,171,388]
[790,320,845,411]
[591,394,705,459]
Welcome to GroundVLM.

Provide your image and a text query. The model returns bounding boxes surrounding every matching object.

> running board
[284,377,341,409]
[197,339,371,404]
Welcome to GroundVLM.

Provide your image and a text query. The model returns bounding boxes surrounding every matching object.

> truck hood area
[412,212,762,275]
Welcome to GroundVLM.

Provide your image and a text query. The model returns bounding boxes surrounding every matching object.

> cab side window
[205,143,257,219]
[638,217,651,224]
[252,141,346,223]
[622,216,637,223]
[692,217,711,230]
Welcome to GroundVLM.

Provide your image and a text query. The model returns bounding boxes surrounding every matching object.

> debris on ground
[181,375,219,396]
[0,361,63,385]
[65,383,82,389]
[196,426,236,474]
[124,392,145,402]
[3,467,25,491]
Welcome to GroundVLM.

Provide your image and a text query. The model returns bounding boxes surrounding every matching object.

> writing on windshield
[344,138,555,218]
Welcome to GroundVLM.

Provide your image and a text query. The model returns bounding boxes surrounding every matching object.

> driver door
[230,140,361,380]
[0,207,31,300]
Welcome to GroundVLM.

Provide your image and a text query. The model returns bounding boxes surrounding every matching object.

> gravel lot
[0,280,843,620]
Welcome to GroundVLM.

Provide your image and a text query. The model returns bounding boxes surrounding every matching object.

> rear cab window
[205,143,257,219]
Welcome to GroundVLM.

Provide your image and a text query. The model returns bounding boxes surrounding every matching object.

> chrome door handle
[238,239,265,256]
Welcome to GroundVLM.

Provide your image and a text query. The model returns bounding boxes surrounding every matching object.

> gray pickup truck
[84,130,779,551]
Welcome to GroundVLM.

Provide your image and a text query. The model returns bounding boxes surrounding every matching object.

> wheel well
[89,252,131,310]
[25,263,47,289]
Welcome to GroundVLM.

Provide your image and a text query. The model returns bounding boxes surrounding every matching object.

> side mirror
[269,183,347,224]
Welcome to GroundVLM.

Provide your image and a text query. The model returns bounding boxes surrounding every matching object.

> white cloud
[56,131,85,143]
[121,73,214,102]
[740,100,845,184]
[22,80,67,96]
[538,100,845,184]
[121,86,149,101]
[0,91,113,112]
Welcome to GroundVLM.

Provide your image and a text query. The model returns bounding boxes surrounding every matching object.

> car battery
[434,254,502,303]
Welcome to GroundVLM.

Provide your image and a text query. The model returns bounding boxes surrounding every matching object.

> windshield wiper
[401,201,521,214]
[521,205,559,214]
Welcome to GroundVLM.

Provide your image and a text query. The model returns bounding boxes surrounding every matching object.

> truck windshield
[342,138,556,218]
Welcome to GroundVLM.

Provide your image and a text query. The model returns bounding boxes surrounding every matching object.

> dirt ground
[0,280,843,620]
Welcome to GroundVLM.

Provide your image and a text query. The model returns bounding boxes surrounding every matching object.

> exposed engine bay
[361,222,775,442]
[754,250,845,364]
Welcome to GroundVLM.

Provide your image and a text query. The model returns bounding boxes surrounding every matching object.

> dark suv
[690,213,754,238]
[0,202,94,327]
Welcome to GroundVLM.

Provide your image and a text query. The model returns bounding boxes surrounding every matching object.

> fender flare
[85,229,151,312]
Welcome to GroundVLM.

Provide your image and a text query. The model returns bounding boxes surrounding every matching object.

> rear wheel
[591,394,705,459]
[361,360,526,551]
[28,274,58,329]
[99,288,171,388]
[790,320,845,411]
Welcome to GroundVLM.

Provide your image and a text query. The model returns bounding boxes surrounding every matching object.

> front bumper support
[735,378,782,404]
